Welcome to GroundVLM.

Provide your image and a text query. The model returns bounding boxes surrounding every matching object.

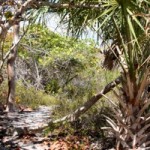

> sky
[46,13,102,46]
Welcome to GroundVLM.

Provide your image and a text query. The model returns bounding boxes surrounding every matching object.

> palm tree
[96,1,150,149]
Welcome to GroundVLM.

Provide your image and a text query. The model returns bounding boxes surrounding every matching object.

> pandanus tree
[104,1,149,149]
[91,1,150,149]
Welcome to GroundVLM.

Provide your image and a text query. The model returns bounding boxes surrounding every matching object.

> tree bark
[53,76,121,123]
[6,23,20,112]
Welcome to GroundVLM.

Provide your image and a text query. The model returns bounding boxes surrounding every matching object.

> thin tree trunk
[6,23,20,112]
[53,76,121,123]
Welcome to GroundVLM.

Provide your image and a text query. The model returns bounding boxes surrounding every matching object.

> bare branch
[3,0,36,30]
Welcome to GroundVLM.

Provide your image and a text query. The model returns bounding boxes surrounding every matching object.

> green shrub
[15,82,59,109]
[0,81,59,109]
[0,81,8,105]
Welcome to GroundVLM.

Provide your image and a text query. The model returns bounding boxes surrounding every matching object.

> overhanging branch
[53,76,121,123]
[39,1,102,9]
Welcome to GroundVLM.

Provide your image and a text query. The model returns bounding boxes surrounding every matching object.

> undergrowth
[0,81,59,109]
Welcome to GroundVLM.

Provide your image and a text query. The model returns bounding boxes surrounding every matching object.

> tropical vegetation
[0,0,149,149]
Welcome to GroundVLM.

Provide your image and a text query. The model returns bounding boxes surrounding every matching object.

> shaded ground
[0,131,114,150]
[0,106,115,150]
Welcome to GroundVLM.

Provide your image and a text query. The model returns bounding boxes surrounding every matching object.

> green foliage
[4,11,13,19]
[15,82,59,109]
[0,81,8,104]
[0,81,59,109]
[19,25,104,97]
[17,24,119,125]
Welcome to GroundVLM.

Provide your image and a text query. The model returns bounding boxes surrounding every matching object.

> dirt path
[0,106,114,150]
[0,106,54,150]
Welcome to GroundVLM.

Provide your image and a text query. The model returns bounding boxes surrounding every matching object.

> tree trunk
[6,23,20,112]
